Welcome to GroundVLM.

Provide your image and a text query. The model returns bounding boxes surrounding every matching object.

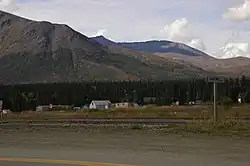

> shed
[89,100,111,110]
[115,102,132,108]
[115,102,139,109]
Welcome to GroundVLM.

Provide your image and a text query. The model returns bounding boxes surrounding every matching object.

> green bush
[221,96,234,110]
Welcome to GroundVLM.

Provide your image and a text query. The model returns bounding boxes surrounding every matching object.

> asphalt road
[0,126,250,166]
[0,161,79,166]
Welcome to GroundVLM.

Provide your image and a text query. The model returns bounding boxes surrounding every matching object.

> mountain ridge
[91,35,209,57]
[91,36,250,76]
[1,10,250,84]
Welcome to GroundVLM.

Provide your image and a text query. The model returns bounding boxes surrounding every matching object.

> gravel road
[0,125,250,166]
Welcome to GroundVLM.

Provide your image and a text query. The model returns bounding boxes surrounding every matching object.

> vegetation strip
[0,157,136,166]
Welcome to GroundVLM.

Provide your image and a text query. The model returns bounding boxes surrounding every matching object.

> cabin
[115,102,139,109]
[35,105,72,111]
[89,100,111,110]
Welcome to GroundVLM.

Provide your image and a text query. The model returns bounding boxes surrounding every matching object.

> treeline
[0,76,250,112]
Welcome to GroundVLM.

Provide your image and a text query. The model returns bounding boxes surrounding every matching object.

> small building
[188,101,195,105]
[115,102,139,109]
[2,109,11,114]
[171,101,179,106]
[89,100,111,110]
[73,107,81,111]
[115,102,131,108]
[82,105,89,109]
[35,105,72,111]
[36,105,49,112]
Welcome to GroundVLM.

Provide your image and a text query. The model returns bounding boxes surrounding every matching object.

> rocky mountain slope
[155,53,250,76]
[0,10,216,84]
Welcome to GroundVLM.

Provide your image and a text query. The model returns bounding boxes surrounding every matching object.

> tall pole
[209,77,223,124]
[0,100,2,121]
[213,82,217,124]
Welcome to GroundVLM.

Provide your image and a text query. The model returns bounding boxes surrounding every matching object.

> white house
[89,100,111,110]
[2,109,11,114]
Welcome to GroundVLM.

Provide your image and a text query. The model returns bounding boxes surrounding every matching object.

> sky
[0,0,250,58]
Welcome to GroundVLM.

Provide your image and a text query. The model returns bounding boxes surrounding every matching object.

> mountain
[91,35,209,57]
[91,36,118,46]
[92,36,250,77]
[0,10,216,84]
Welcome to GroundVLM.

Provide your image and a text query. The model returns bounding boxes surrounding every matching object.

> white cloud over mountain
[94,29,108,37]
[162,18,190,42]
[220,0,250,58]
[162,18,206,51]
[219,42,249,58]
[188,39,206,52]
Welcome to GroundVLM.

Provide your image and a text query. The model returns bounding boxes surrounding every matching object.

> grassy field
[1,104,250,121]
[156,121,250,137]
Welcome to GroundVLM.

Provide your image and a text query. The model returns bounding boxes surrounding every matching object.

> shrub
[221,96,234,110]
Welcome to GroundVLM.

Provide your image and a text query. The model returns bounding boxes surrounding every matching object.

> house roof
[91,100,111,106]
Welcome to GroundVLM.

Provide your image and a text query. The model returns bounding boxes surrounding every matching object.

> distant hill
[91,36,250,76]
[91,36,209,57]
[0,10,216,84]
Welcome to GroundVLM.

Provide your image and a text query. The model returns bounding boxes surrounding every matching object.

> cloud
[0,0,13,6]
[219,42,250,58]
[161,18,191,42]
[94,29,107,37]
[223,0,250,21]
[187,38,206,51]
[7,0,224,44]
[162,18,206,51]
[220,0,250,58]
[0,0,18,11]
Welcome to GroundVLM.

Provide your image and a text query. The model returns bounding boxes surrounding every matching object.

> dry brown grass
[1,104,250,121]
[155,52,250,76]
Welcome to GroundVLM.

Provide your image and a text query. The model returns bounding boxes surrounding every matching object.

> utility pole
[0,100,3,122]
[208,77,224,124]
[213,82,217,122]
